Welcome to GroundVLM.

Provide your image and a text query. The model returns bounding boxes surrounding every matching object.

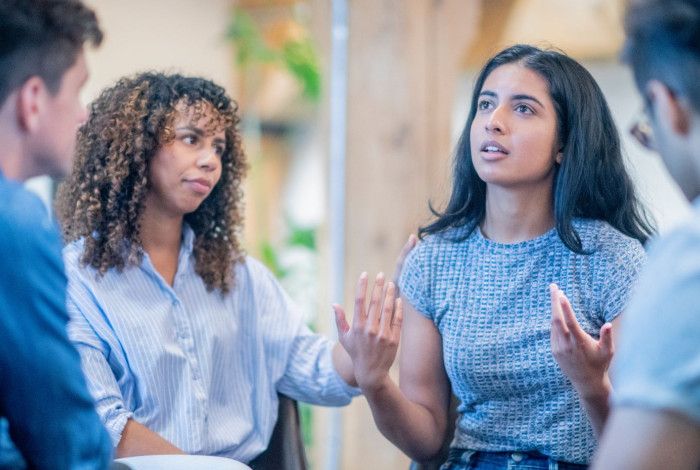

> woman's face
[145,103,225,218]
[470,63,561,190]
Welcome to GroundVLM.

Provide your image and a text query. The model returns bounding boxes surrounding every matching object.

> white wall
[82,0,236,103]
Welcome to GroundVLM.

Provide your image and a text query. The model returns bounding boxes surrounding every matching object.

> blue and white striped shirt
[64,226,358,463]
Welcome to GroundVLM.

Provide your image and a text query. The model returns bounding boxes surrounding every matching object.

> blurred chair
[249,394,307,470]
[409,394,460,470]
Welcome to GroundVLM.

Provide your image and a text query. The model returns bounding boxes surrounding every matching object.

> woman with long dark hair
[335,44,654,469]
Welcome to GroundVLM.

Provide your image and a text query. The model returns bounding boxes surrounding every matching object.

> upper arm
[0,212,112,467]
[399,297,450,435]
[593,407,700,470]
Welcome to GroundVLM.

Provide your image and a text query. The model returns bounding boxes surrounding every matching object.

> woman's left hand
[549,283,613,399]
[333,273,402,393]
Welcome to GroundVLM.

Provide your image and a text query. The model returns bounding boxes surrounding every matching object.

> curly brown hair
[56,72,247,293]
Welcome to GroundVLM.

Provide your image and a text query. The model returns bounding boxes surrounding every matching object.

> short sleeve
[599,238,647,323]
[613,224,700,424]
[398,240,434,319]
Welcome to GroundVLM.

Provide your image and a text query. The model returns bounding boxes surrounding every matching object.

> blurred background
[25,0,692,468]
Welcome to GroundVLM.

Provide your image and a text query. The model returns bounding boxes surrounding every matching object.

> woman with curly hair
[56,72,406,462]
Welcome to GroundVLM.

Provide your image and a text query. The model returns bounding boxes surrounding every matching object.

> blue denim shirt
[0,175,111,469]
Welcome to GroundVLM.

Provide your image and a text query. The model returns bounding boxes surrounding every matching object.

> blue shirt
[613,199,700,423]
[64,226,359,463]
[399,219,646,464]
[0,175,111,470]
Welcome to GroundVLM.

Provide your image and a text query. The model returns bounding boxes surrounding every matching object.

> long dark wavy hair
[56,72,247,293]
[420,44,655,251]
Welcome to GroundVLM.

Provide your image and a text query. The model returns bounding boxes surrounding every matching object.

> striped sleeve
[66,291,133,447]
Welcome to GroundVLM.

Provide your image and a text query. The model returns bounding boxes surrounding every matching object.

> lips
[183,178,212,194]
[480,140,510,155]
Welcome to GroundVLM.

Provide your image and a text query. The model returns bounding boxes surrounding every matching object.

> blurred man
[0,0,112,468]
[593,1,700,469]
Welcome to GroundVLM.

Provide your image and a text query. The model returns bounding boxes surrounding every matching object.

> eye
[477,99,493,111]
[182,134,198,145]
[214,144,225,157]
[515,103,534,115]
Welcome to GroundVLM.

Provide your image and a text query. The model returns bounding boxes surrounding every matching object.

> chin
[474,169,515,186]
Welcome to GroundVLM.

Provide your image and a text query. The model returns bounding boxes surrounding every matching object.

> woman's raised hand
[333,273,403,393]
[549,283,614,398]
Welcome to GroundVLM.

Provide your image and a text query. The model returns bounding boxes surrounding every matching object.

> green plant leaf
[282,39,321,101]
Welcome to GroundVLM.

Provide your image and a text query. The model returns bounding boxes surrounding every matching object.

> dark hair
[0,0,102,106]
[622,0,700,112]
[420,44,655,252]
[55,72,247,294]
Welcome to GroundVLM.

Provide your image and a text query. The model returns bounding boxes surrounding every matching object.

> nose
[485,105,506,134]
[197,148,220,171]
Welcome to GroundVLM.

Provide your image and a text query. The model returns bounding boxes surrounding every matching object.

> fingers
[333,304,350,335]
[366,272,386,329]
[392,234,417,287]
[378,282,397,337]
[559,289,589,343]
[391,297,403,343]
[353,272,369,327]
[550,283,569,336]
[599,323,614,356]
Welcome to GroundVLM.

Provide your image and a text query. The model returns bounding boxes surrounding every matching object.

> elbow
[402,426,449,463]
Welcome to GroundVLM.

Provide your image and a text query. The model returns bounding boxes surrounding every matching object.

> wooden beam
[339,1,480,467]
[464,0,518,68]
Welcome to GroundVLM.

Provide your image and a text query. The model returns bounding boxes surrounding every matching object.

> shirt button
[511,453,524,462]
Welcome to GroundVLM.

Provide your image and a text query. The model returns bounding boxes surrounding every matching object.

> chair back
[249,394,308,470]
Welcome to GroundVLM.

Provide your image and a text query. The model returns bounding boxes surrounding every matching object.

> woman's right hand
[333,272,402,393]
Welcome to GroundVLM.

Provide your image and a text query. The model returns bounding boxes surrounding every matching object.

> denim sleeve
[0,194,112,470]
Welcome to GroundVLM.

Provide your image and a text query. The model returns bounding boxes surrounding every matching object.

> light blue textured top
[64,226,359,463]
[613,199,700,424]
[399,219,646,464]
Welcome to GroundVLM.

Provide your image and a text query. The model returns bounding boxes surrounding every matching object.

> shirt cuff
[103,409,134,447]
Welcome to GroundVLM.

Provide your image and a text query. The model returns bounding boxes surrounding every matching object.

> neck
[481,182,555,243]
[0,102,29,181]
[139,199,184,258]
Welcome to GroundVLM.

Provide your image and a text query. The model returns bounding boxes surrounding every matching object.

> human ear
[647,80,691,136]
[16,76,47,133]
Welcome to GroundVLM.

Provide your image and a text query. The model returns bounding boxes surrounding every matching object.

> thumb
[333,304,350,337]
[599,322,614,356]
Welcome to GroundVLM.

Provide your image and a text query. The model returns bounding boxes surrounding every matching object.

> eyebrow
[176,125,226,144]
[478,90,545,109]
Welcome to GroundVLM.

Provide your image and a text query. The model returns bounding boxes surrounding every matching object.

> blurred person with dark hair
[55,71,408,462]
[334,44,655,469]
[593,1,700,468]
[0,0,111,469]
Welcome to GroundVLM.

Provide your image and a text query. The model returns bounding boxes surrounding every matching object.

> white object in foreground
[114,454,251,470]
